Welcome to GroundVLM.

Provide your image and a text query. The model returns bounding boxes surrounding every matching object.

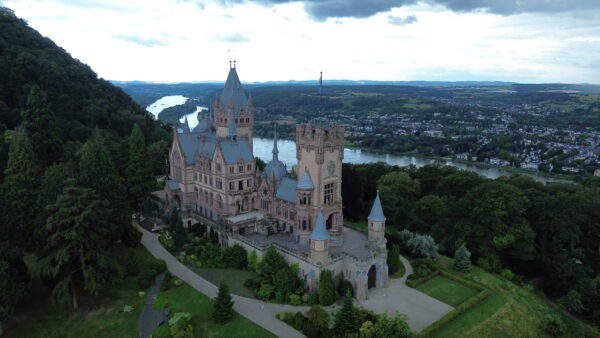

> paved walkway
[357,255,454,331]
[139,273,169,338]
[138,227,307,338]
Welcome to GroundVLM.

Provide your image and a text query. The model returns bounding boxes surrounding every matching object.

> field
[416,275,478,307]
[188,266,257,298]
[151,283,276,338]
[5,246,159,338]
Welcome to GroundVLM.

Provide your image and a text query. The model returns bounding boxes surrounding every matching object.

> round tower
[310,208,330,264]
[368,190,386,250]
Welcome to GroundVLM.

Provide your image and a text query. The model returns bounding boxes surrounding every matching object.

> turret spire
[183,116,190,133]
[272,124,279,161]
[368,190,386,222]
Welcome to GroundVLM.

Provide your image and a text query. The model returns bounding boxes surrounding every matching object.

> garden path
[138,273,169,338]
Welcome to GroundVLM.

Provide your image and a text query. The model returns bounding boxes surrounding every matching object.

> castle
[165,63,389,299]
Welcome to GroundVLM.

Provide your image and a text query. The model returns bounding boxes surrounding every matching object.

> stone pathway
[139,273,169,338]
[138,226,307,338]
[357,255,454,332]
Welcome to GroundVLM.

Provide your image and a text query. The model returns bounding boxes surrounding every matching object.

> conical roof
[296,170,314,190]
[368,190,386,222]
[264,126,287,181]
[310,208,330,241]
[182,116,190,133]
[220,66,248,114]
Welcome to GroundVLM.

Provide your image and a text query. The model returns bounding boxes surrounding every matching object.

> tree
[259,247,286,284]
[0,246,29,336]
[20,86,63,168]
[222,245,248,269]
[170,207,187,248]
[306,305,329,330]
[453,244,471,273]
[2,130,40,250]
[40,185,121,310]
[318,269,335,306]
[407,234,439,259]
[387,244,401,275]
[126,123,154,208]
[371,312,413,338]
[334,292,360,335]
[247,250,260,272]
[378,171,420,227]
[212,280,234,324]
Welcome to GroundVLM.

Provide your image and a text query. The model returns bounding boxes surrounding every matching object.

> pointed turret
[221,65,248,114]
[264,125,287,181]
[183,116,190,133]
[310,207,330,264]
[296,170,314,190]
[368,191,386,249]
[272,125,279,161]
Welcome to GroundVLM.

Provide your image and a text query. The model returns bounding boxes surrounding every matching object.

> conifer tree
[20,86,62,168]
[126,123,154,209]
[40,184,120,311]
[170,207,187,247]
[212,280,234,324]
[318,269,335,306]
[387,244,401,275]
[259,247,286,284]
[453,244,471,273]
[334,291,360,335]
[2,130,40,249]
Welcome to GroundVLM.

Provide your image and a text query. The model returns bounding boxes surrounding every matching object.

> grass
[344,219,368,231]
[151,283,276,338]
[188,266,257,298]
[5,246,159,338]
[419,256,594,338]
[416,275,479,307]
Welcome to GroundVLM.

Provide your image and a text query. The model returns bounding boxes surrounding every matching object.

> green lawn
[188,267,257,298]
[152,283,276,338]
[344,219,368,231]
[420,256,594,338]
[5,246,158,338]
[416,276,479,307]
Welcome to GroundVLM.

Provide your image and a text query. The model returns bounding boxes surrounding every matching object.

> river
[146,95,188,119]
[252,137,563,183]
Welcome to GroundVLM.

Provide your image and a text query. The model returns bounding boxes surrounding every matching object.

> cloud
[388,14,417,26]
[113,34,168,47]
[217,0,600,20]
[215,32,249,43]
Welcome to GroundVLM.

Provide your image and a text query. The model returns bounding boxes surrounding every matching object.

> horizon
[3,0,600,84]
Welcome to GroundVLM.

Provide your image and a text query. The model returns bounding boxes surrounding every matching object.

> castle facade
[165,63,389,299]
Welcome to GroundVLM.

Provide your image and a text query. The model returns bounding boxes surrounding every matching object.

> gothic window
[238,180,243,190]
[246,118,250,123]
[239,165,244,172]
[229,166,234,174]
[246,164,252,171]
[324,183,334,205]
[216,178,223,189]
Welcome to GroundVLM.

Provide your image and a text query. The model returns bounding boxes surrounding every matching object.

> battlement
[296,122,345,148]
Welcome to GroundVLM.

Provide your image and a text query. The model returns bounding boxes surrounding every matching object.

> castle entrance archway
[368,265,377,289]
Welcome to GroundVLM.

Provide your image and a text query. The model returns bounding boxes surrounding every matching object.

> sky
[3,0,600,83]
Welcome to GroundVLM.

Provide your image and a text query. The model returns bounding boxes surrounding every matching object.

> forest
[0,8,170,334]
[342,162,600,325]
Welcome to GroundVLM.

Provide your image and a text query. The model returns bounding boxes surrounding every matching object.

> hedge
[406,270,440,288]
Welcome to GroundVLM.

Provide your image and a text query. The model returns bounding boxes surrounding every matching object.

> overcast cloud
[3,0,600,83]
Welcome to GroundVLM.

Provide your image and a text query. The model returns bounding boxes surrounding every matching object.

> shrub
[407,234,438,258]
[122,225,142,248]
[371,312,413,338]
[170,314,194,338]
[319,270,336,306]
[306,305,329,329]
[222,244,248,269]
[338,279,354,298]
[289,294,301,305]
[453,244,471,273]
[334,293,360,335]
[477,255,502,273]
[161,272,174,291]
[247,250,260,272]
[308,291,319,305]
[122,304,134,313]
[168,312,192,326]
[500,269,514,281]
[543,314,566,337]
[408,259,438,280]
[559,290,585,315]
[244,275,262,291]
[387,244,401,275]
[257,284,275,300]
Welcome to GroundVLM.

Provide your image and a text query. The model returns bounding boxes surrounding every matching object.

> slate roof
[177,132,217,163]
[296,170,314,190]
[368,191,386,222]
[220,67,248,114]
[167,179,180,191]
[220,138,253,164]
[275,177,297,203]
[265,130,288,181]
[310,209,330,241]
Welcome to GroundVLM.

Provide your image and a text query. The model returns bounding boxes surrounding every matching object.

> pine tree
[40,185,121,310]
[453,244,471,273]
[212,280,234,324]
[170,207,187,247]
[259,247,286,284]
[20,86,63,168]
[334,291,360,335]
[247,250,259,272]
[318,269,335,306]
[2,130,40,249]
[126,124,154,209]
[387,244,401,275]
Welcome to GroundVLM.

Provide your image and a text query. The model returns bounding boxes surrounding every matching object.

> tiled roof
[220,138,253,164]
[275,178,297,203]
[220,67,248,114]
[368,191,386,222]
[310,209,330,241]
[296,170,314,190]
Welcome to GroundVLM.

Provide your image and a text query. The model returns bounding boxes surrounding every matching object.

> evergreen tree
[318,269,335,306]
[126,124,154,209]
[334,291,360,335]
[170,207,187,247]
[2,130,40,249]
[20,86,63,168]
[0,245,29,336]
[212,280,234,324]
[453,244,471,273]
[387,244,401,275]
[259,247,286,284]
[247,250,259,272]
[40,184,121,311]
[78,132,130,241]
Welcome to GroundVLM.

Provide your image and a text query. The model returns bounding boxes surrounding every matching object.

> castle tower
[214,62,254,147]
[310,208,330,264]
[296,122,345,237]
[296,169,315,244]
[368,191,386,250]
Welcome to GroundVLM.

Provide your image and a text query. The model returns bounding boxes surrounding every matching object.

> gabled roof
[220,66,248,114]
[177,131,216,163]
[220,138,253,164]
[275,177,297,203]
[368,191,386,222]
[310,209,330,241]
[296,170,314,190]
